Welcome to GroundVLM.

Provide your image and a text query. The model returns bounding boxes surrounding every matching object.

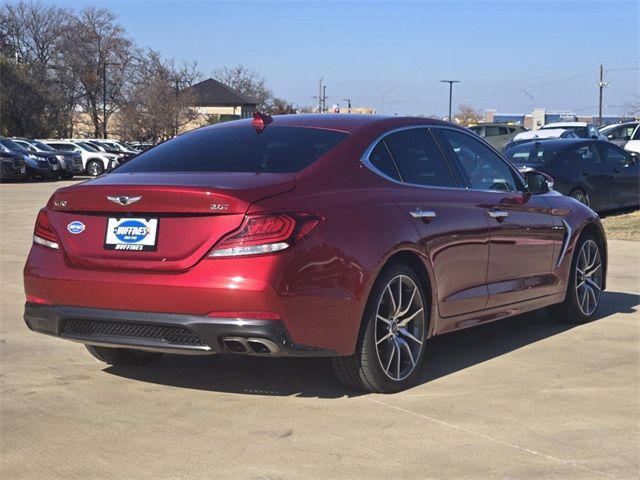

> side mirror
[525,170,551,194]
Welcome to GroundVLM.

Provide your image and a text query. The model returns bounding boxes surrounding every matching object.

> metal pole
[343,98,351,113]
[102,61,107,138]
[322,85,327,113]
[318,78,323,113]
[440,80,460,122]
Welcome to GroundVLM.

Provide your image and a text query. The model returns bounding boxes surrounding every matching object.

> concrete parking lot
[1,180,638,479]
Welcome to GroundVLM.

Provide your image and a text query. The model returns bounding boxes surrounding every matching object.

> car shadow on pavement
[104,290,638,398]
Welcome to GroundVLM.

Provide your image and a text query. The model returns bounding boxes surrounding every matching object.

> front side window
[566,144,601,165]
[599,143,631,166]
[439,129,520,192]
[382,128,456,187]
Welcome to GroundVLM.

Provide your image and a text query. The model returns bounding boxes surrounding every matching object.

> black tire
[86,159,104,176]
[570,189,589,207]
[60,171,74,180]
[548,233,604,324]
[332,263,428,393]
[85,345,163,366]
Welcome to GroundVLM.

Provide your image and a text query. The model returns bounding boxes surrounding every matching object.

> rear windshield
[113,126,348,173]
[505,142,558,164]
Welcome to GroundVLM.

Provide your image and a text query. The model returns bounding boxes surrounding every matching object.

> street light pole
[343,98,352,113]
[102,60,107,138]
[381,86,397,114]
[440,80,460,122]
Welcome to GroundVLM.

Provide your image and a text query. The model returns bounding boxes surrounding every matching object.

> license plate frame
[104,217,159,252]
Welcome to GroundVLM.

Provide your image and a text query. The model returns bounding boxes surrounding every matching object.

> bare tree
[118,49,200,142]
[0,1,74,136]
[623,94,640,117]
[454,104,483,125]
[214,64,271,110]
[59,7,132,138]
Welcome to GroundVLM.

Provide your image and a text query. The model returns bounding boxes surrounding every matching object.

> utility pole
[597,64,609,126]
[440,80,460,122]
[318,78,323,113]
[322,85,327,113]
[343,98,352,113]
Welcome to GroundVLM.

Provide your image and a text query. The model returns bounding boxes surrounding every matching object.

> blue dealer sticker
[67,221,85,234]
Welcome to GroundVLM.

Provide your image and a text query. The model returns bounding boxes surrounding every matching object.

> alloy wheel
[575,239,602,316]
[374,275,425,381]
[87,161,103,176]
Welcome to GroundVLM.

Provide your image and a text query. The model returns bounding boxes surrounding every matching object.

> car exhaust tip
[222,337,281,356]
[222,338,248,353]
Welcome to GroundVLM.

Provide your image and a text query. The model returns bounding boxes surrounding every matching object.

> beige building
[185,78,257,122]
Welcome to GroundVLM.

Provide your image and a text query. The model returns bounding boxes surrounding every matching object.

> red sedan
[23,114,607,393]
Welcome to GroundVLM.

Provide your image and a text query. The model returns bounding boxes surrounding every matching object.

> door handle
[581,171,589,177]
[488,210,509,219]
[410,209,437,220]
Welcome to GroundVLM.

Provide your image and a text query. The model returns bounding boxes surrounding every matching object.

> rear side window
[382,128,456,187]
[114,126,348,173]
[369,142,400,181]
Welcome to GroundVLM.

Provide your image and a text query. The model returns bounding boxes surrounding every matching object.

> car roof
[198,113,455,134]
[513,129,568,140]
[509,138,603,149]
[542,122,589,128]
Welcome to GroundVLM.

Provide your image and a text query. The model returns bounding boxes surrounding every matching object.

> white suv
[540,122,606,140]
[40,140,118,176]
[624,124,640,155]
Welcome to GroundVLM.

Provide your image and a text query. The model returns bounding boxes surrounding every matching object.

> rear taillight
[33,209,59,250]
[209,212,321,257]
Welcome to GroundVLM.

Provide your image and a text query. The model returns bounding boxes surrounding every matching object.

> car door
[367,127,491,318]
[560,142,611,210]
[597,142,640,208]
[435,127,560,308]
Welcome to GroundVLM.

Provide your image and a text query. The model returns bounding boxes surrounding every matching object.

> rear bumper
[24,303,337,357]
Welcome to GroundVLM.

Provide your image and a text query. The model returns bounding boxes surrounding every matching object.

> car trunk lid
[46,172,296,271]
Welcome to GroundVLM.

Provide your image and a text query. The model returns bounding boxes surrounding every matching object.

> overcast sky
[44,0,639,116]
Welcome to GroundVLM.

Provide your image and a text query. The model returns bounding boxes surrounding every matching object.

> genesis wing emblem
[107,195,142,206]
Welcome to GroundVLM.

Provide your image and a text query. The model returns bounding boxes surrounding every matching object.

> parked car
[505,128,578,150]
[623,124,640,155]
[0,138,58,180]
[540,122,606,140]
[505,138,639,211]
[468,123,527,150]
[599,122,639,148]
[84,139,137,164]
[0,149,28,182]
[42,140,117,176]
[24,114,607,393]
[13,139,83,179]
